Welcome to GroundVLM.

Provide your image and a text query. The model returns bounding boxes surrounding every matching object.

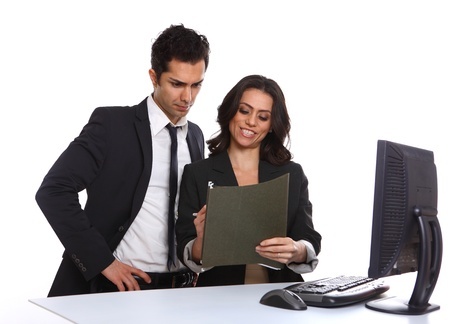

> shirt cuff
[183,239,213,273]
[287,240,319,274]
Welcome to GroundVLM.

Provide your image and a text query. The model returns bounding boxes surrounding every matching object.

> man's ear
[149,69,157,87]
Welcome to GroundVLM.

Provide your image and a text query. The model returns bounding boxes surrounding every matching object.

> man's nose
[181,87,192,103]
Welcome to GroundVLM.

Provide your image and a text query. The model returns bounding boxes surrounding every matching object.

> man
[36,24,210,296]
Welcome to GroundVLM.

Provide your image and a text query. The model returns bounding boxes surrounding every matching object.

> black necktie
[166,124,178,271]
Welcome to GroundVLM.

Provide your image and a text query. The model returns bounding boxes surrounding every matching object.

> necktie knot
[166,123,178,132]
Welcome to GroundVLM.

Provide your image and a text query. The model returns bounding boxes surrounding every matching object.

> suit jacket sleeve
[176,161,207,264]
[35,108,115,281]
[285,163,321,257]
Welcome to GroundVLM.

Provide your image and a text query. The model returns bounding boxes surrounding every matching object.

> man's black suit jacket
[176,151,322,286]
[36,98,204,296]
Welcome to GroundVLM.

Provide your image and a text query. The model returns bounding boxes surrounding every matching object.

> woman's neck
[228,146,260,186]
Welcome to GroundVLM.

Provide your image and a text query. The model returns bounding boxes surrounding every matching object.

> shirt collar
[147,95,188,136]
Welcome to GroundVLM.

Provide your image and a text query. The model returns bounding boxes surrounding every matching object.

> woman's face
[229,88,273,150]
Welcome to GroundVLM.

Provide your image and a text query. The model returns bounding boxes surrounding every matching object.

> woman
[176,75,321,286]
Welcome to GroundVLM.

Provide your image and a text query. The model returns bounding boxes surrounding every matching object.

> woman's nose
[245,115,257,126]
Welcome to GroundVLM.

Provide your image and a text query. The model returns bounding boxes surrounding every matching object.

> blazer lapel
[130,98,153,220]
[209,152,284,187]
[209,151,239,187]
[259,160,284,183]
[186,121,204,162]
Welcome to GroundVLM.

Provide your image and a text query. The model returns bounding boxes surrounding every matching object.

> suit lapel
[259,160,283,183]
[131,100,206,220]
[130,98,153,220]
[210,152,283,186]
[209,151,239,187]
[186,122,204,162]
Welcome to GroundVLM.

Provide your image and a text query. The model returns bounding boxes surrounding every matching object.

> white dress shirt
[114,96,190,273]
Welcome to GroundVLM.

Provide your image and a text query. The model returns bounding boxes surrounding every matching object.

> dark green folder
[201,174,289,269]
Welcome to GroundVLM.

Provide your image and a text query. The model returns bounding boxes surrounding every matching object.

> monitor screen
[366,140,442,315]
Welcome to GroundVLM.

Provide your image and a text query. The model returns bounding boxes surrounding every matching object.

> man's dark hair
[151,24,210,80]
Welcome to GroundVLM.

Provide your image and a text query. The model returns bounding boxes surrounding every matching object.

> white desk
[29,273,445,324]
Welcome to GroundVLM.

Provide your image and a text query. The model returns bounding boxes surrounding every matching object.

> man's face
[150,59,206,124]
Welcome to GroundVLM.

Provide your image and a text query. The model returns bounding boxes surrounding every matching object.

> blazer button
[118,226,125,232]
[71,254,77,260]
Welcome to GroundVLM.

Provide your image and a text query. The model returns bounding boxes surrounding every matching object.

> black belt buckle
[173,271,196,288]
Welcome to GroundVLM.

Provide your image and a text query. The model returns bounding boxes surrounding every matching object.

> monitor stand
[366,208,442,315]
[366,296,440,315]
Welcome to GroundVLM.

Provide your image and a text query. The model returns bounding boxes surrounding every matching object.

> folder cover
[201,174,289,269]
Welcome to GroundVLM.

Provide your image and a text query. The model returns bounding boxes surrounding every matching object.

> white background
[1,1,449,322]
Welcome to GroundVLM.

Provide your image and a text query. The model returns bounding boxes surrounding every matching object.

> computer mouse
[259,288,307,310]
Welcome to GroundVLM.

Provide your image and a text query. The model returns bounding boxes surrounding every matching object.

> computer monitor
[366,140,442,315]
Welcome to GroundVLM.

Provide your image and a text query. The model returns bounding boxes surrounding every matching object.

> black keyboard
[284,275,390,307]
